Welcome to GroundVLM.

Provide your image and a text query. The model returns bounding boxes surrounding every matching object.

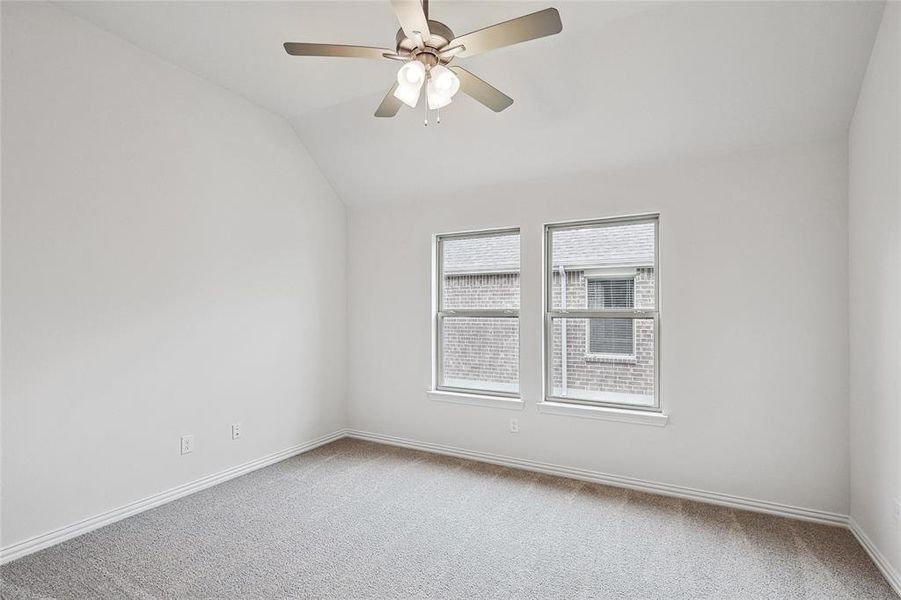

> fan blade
[449,8,562,58]
[391,0,431,42]
[375,82,404,117]
[283,43,393,59]
[450,67,513,112]
[383,52,413,61]
[438,44,465,59]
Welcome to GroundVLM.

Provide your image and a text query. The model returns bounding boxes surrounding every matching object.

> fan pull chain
[423,96,428,127]
[436,105,441,124]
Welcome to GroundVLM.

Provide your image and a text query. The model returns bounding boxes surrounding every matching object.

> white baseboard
[849,517,901,597]
[0,429,345,565]
[345,428,848,527]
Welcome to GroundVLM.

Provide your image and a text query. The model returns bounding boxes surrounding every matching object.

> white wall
[1,2,346,548]
[348,139,850,515]
[849,0,901,580]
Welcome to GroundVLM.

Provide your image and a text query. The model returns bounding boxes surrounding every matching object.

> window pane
[589,318,634,354]
[587,278,634,309]
[442,317,518,394]
[442,233,520,310]
[550,317,655,407]
[551,222,655,310]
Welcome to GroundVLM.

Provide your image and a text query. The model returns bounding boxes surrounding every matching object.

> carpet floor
[1,438,897,599]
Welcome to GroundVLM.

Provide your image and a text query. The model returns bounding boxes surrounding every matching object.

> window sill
[584,353,638,365]
[537,401,668,426]
[427,390,524,411]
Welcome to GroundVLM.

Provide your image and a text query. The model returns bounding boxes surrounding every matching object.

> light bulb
[397,61,425,87]
[393,81,422,108]
[429,65,460,98]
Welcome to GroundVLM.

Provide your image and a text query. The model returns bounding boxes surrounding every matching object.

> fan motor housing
[396,20,456,65]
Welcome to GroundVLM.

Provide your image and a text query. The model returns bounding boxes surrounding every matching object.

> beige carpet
[1,438,897,599]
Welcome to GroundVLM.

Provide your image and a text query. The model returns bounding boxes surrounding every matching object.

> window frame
[543,214,661,412]
[433,227,521,399]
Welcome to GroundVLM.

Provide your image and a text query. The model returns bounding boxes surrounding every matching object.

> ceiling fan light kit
[284,0,563,124]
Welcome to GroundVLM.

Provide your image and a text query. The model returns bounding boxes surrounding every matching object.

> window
[545,215,659,410]
[587,277,635,356]
[434,229,520,397]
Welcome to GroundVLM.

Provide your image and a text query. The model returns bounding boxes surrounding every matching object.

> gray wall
[849,1,900,582]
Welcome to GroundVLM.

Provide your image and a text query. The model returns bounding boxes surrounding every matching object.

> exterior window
[435,229,520,397]
[545,215,659,410]
[587,278,635,355]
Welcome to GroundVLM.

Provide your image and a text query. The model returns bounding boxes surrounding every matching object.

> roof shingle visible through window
[442,223,654,274]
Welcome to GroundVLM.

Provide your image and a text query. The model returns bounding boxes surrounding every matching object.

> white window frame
[544,214,660,412]
[433,227,521,399]
[584,272,638,361]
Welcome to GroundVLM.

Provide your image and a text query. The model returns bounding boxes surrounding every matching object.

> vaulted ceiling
[59,1,884,206]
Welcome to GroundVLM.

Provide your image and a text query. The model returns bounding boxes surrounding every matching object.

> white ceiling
[59,1,884,206]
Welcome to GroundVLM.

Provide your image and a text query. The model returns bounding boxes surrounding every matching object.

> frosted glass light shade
[429,65,460,98]
[393,81,422,108]
[393,61,426,108]
[426,65,460,110]
[397,61,425,86]
[427,80,453,109]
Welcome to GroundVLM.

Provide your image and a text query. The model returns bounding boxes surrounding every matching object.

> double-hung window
[434,229,520,397]
[545,215,659,410]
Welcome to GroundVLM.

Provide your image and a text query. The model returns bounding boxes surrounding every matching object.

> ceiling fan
[283,0,563,123]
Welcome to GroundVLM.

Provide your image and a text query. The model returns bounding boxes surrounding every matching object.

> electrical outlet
[509,418,519,433]
[231,423,242,440]
[893,498,901,526]
[180,435,194,455]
